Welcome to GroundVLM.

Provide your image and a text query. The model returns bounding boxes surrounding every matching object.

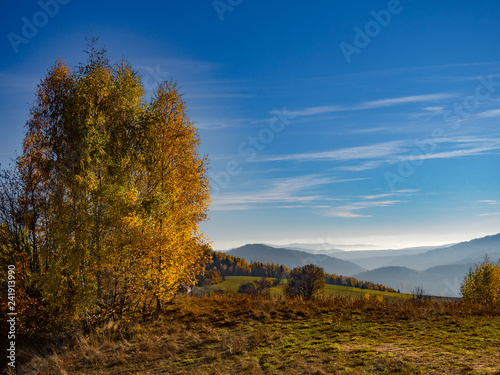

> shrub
[460,255,500,305]
[285,265,325,300]
[237,278,271,297]
[238,282,257,294]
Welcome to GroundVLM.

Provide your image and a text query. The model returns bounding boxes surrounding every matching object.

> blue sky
[2,1,500,250]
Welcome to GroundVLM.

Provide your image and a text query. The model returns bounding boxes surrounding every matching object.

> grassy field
[19,292,500,374]
[207,276,410,300]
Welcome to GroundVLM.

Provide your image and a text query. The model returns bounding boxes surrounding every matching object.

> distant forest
[199,248,397,293]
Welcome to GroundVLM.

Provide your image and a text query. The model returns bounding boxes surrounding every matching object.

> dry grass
[12,293,500,374]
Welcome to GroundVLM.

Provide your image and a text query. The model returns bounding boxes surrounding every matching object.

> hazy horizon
[214,231,498,252]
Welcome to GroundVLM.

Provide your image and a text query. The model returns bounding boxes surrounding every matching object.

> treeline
[324,274,396,293]
[198,248,397,293]
[198,248,288,285]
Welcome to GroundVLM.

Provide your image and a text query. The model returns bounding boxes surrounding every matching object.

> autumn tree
[0,168,51,335]
[0,169,28,268]
[17,39,210,322]
[461,255,500,306]
[285,264,325,300]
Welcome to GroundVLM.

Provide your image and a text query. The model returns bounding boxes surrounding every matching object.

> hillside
[354,263,473,296]
[281,244,439,260]
[226,244,365,276]
[224,234,500,297]
[411,233,500,268]
[207,276,407,301]
[351,233,500,271]
[332,245,450,269]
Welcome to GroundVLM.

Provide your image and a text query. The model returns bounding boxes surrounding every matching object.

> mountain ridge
[226,243,365,277]
[224,233,500,297]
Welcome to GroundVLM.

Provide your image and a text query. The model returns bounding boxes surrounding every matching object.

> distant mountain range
[226,244,365,277]
[223,233,500,297]
[341,234,500,271]
[354,263,473,296]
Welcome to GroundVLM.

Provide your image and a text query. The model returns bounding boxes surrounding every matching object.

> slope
[354,263,473,297]
[226,244,365,276]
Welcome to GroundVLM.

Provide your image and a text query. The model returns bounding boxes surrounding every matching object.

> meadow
[18,279,500,374]
[208,276,410,301]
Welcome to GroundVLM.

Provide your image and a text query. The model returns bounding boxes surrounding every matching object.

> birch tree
[17,39,210,321]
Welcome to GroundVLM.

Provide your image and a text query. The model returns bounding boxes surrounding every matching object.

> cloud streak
[323,189,418,218]
[478,200,500,205]
[261,136,500,172]
[324,200,404,218]
[263,140,408,163]
[210,174,363,211]
[288,93,456,117]
[211,172,419,220]
[476,109,500,118]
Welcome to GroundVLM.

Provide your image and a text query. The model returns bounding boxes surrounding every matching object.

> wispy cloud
[263,140,407,163]
[362,193,397,200]
[289,105,348,117]
[477,200,500,205]
[405,146,500,163]
[476,109,500,118]
[474,200,500,217]
[423,106,445,112]
[336,160,390,172]
[0,71,40,96]
[323,189,418,218]
[400,137,500,163]
[362,93,454,108]
[477,212,500,217]
[262,136,500,172]
[195,117,255,130]
[288,93,455,117]
[134,58,257,111]
[363,189,420,199]
[350,127,389,134]
[210,174,363,211]
[324,200,404,218]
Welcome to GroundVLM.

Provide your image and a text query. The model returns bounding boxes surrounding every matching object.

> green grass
[207,276,411,300]
[207,276,267,291]
[22,293,500,374]
[324,284,412,300]
[207,276,284,297]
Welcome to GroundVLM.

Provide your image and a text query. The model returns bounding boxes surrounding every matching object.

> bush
[237,278,271,297]
[285,265,325,300]
[238,282,257,294]
[460,255,500,305]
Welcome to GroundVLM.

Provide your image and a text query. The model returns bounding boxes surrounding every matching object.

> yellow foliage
[375,295,384,304]
[17,41,211,321]
[461,256,500,305]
